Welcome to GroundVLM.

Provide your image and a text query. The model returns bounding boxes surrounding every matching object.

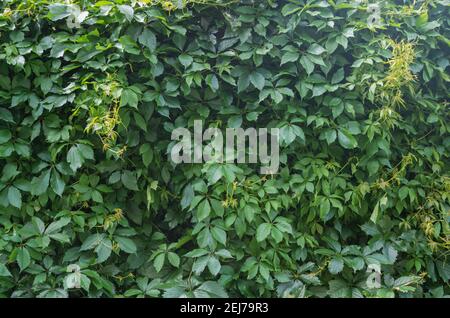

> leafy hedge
[0,0,449,298]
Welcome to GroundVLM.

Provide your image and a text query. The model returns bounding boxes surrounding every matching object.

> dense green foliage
[0,0,449,298]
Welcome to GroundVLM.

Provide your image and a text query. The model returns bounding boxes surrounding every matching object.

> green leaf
[328,258,344,274]
[45,217,71,235]
[76,46,102,62]
[7,186,21,209]
[50,170,65,196]
[237,73,250,93]
[115,236,137,254]
[207,256,221,276]
[206,74,219,91]
[77,144,94,160]
[320,198,330,219]
[95,238,112,263]
[118,5,134,21]
[139,144,154,167]
[0,264,12,277]
[121,171,139,191]
[167,252,180,268]
[307,44,326,55]
[197,199,211,222]
[331,68,345,84]
[120,88,139,108]
[138,28,157,51]
[256,223,271,242]
[275,218,293,234]
[80,233,104,251]
[91,190,103,203]
[399,186,409,200]
[324,129,337,144]
[300,55,314,75]
[416,12,428,28]
[48,4,71,21]
[249,72,265,90]
[133,112,147,132]
[227,115,242,128]
[153,253,165,272]
[312,85,326,97]
[31,169,51,196]
[192,256,209,275]
[211,227,227,245]
[32,218,45,236]
[271,227,283,243]
[40,77,53,95]
[67,145,83,172]
[337,129,358,149]
[367,160,379,176]
[281,51,300,65]
[0,129,12,144]
[181,184,194,210]
[370,202,380,224]
[179,54,193,68]
[17,247,31,271]
[0,109,14,123]
[196,281,228,298]
[328,279,351,298]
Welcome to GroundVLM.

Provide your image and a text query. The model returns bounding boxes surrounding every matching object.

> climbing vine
[0,0,448,298]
